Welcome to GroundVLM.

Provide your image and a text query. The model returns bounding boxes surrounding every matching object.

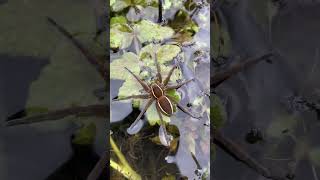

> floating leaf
[157,44,181,63]
[111,16,127,25]
[110,52,140,80]
[110,0,116,6]
[139,43,181,63]
[118,76,143,97]
[161,175,176,180]
[145,102,170,126]
[72,123,96,145]
[211,95,226,130]
[110,24,133,49]
[111,0,131,12]
[309,147,320,167]
[211,19,231,58]
[135,20,175,43]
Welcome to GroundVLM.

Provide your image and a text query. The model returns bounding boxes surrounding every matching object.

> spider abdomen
[151,83,163,99]
[157,96,173,116]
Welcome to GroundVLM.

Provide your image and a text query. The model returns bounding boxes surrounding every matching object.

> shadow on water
[0,54,49,118]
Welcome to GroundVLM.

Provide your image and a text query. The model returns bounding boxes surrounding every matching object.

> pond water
[0,0,107,179]
[212,0,320,180]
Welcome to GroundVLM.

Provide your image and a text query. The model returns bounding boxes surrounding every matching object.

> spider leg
[113,94,150,101]
[154,52,162,82]
[163,64,177,86]
[167,96,201,119]
[155,102,171,144]
[124,67,150,92]
[165,78,194,90]
[128,98,154,130]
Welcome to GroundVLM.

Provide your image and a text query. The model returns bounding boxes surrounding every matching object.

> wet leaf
[161,174,176,180]
[110,52,140,80]
[210,95,226,130]
[309,147,320,167]
[118,76,142,97]
[110,16,127,25]
[72,123,96,145]
[135,20,175,43]
[169,10,199,34]
[145,102,170,126]
[110,24,133,49]
[211,21,231,58]
[139,43,181,63]
[111,0,131,12]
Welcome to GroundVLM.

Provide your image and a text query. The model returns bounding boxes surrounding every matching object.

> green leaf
[145,102,170,126]
[110,52,140,80]
[72,123,96,145]
[111,16,127,26]
[161,175,176,180]
[211,23,231,58]
[166,89,181,104]
[110,24,133,49]
[110,0,116,6]
[309,147,320,167]
[139,43,181,63]
[210,95,226,130]
[118,76,143,97]
[135,20,175,43]
[112,0,131,12]
[157,44,181,63]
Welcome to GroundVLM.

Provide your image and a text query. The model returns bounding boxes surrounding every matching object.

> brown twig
[6,104,107,126]
[213,130,289,180]
[212,53,273,88]
[87,151,108,180]
[46,17,107,81]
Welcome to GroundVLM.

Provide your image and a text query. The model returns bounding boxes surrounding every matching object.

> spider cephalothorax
[114,53,199,141]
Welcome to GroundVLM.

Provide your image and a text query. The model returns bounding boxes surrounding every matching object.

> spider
[113,52,200,141]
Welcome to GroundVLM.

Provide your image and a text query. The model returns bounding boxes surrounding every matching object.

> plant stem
[110,136,141,180]
[6,104,107,126]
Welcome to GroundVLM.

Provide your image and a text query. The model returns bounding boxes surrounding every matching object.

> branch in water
[211,53,273,88]
[213,130,290,180]
[87,151,108,180]
[46,17,107,81]
[6,104,107,126]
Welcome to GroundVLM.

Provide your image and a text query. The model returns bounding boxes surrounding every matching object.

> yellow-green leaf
[110,52,140,80]
[135,20,174,43]
[72,123,96,145]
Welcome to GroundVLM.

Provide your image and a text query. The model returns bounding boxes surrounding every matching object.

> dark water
[213,1,320,180]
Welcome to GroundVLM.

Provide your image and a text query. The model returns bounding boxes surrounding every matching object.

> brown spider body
[151,83,164,99]
[114,52,199,142]
[150,83,174,116]
[157,96,173,116]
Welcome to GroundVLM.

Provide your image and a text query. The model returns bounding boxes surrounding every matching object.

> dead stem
[46,17,107,81]
[213,130,289,180]
[87,151,108,180]
[212,53,273,88]
[6,104,107,126]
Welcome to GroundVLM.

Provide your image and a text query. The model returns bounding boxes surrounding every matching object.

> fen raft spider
[113,53,200,141]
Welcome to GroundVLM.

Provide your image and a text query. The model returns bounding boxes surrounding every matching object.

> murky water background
[213,0,320,179]
[0,0,106,179]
